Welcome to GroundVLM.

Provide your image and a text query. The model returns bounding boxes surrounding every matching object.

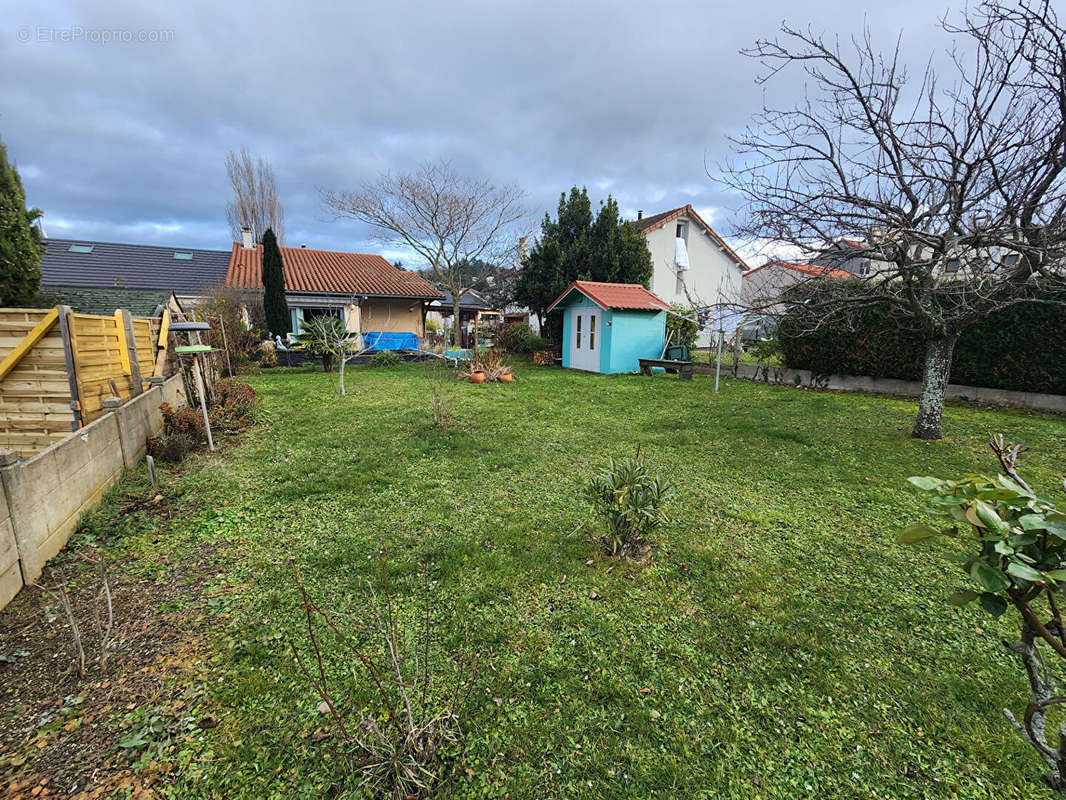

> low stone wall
[698,362,1066,414]
[0,374,187,609]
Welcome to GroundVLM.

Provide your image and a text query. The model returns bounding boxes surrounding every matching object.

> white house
[631,205,748,344]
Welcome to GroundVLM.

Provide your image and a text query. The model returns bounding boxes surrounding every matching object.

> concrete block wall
[0,374,187,609]
[707,362,1066,415]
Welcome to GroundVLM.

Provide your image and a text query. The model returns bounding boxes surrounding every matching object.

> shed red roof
[743,260,852,279]
[546,281,671,313]
[225,243,443,298]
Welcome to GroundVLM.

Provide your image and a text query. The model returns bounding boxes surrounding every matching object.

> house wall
[644,214,744,309]
[741,265,802,311]
[602,310,666,374]
[360,299,425,337]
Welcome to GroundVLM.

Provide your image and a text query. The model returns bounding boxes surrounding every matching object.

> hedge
[778,290,1066,395]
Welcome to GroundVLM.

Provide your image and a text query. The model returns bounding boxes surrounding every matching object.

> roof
[743,260,852,280]
[40,238,230,295]
[226,243,443,299]
[33,286,169,316]
[629,204,748,270]
[427,290,496,311]
[546,280,672,314]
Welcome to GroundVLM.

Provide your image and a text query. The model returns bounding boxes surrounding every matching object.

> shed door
[569,308,600,372]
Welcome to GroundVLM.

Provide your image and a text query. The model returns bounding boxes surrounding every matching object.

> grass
[78,364,1066,797]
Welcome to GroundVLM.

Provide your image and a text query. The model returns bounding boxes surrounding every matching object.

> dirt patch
[0,518,220,798]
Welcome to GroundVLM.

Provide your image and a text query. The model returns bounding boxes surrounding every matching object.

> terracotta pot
[499,372,514,382]
[469,370,486,384]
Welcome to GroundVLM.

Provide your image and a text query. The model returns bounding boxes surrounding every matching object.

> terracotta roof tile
[546,280,671,313]
[225,243,443,298]
[743,260,852,279]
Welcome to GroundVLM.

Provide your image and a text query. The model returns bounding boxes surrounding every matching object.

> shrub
[197,286,264,375]
[494,322,546,355]
[778,283,1066,393]
[290,555,477,799]
[898,435,1066,792]
[147,431,196,463]
[210,380,258,430]
[665,304,700,353]
[370,350,403,367]
[584,451,673,557]
[159,402,206,443]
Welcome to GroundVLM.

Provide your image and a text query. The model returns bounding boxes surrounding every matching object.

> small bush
[665,305,700,353]
[584,451,673,557]
[370,350,403,367]
[210,380,258,430]
[495,323,546,354]
[159,402,206,443]
[147,431,197,463]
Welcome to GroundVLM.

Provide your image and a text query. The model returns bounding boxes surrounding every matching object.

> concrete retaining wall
[0,374,187,609]
[700,362,1066,414]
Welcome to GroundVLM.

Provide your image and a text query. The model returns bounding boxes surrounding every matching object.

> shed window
[576,314,581,349]
[589,315,595,349]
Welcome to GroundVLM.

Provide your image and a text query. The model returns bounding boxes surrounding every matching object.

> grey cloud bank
[1,0,951,262]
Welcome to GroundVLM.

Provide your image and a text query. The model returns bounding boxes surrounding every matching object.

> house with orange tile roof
[225,230,442,339]
[630,204,748,306]
[740,259,852,312]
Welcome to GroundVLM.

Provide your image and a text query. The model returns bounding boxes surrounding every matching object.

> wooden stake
[191,355,215,452]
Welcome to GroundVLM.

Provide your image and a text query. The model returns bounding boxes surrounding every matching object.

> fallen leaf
[588,590,601,600]
[317,702,331,715]
[638,687,652,694]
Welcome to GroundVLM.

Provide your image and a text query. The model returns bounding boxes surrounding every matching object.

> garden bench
[638,358,695,380]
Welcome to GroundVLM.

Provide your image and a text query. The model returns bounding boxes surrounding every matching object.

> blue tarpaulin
[362,331,418,351]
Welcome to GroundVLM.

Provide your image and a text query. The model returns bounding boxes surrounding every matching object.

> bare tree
[298,315,364,396]
[225,147,284,244]
[321,160,526,346]
[725,0,1066,439]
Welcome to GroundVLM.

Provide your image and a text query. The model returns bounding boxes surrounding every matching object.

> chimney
[241,227,254,249]
[637,210,643,220]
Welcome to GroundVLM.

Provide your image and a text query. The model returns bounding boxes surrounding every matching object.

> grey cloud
[1,0,953,259]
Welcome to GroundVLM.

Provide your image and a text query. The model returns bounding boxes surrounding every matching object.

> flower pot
[499,372,514,382]
[470,370,486,384]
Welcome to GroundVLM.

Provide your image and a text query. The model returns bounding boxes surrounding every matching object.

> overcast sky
[1,0,955,266]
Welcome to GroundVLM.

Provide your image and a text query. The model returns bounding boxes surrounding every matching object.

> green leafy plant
[899,435,1066,793]
[666,305,700,353]
[494,323,546,355]
[370,350,403,367]
[584,451,673,557]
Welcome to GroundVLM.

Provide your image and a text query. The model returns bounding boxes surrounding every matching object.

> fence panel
[0,309,76,457]
[68,312,133,424]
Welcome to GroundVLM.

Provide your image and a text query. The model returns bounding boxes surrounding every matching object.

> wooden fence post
[116,309,142,396]
[56,306,83,431]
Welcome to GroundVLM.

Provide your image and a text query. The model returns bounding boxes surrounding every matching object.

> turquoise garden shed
[546,281,670,374]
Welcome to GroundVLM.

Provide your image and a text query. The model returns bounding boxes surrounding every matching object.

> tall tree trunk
[452,296,462,348]
[912,332,959,440]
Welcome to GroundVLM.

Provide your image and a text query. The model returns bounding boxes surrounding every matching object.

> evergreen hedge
[778,288,1066,395]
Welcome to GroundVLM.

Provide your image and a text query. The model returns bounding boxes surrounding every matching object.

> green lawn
[99,364,1066,797]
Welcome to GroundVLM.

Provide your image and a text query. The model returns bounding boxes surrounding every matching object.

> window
[1002,253,1021,267]
[945,259,960,273]
[576,314,581,349]
[858,262,870,277]
[69,244,93,253]
[589,315,595,349]
[173,252,193,260]
[675,222,688,241]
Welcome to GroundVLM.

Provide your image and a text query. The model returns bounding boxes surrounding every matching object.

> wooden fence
[0,306,173,458]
